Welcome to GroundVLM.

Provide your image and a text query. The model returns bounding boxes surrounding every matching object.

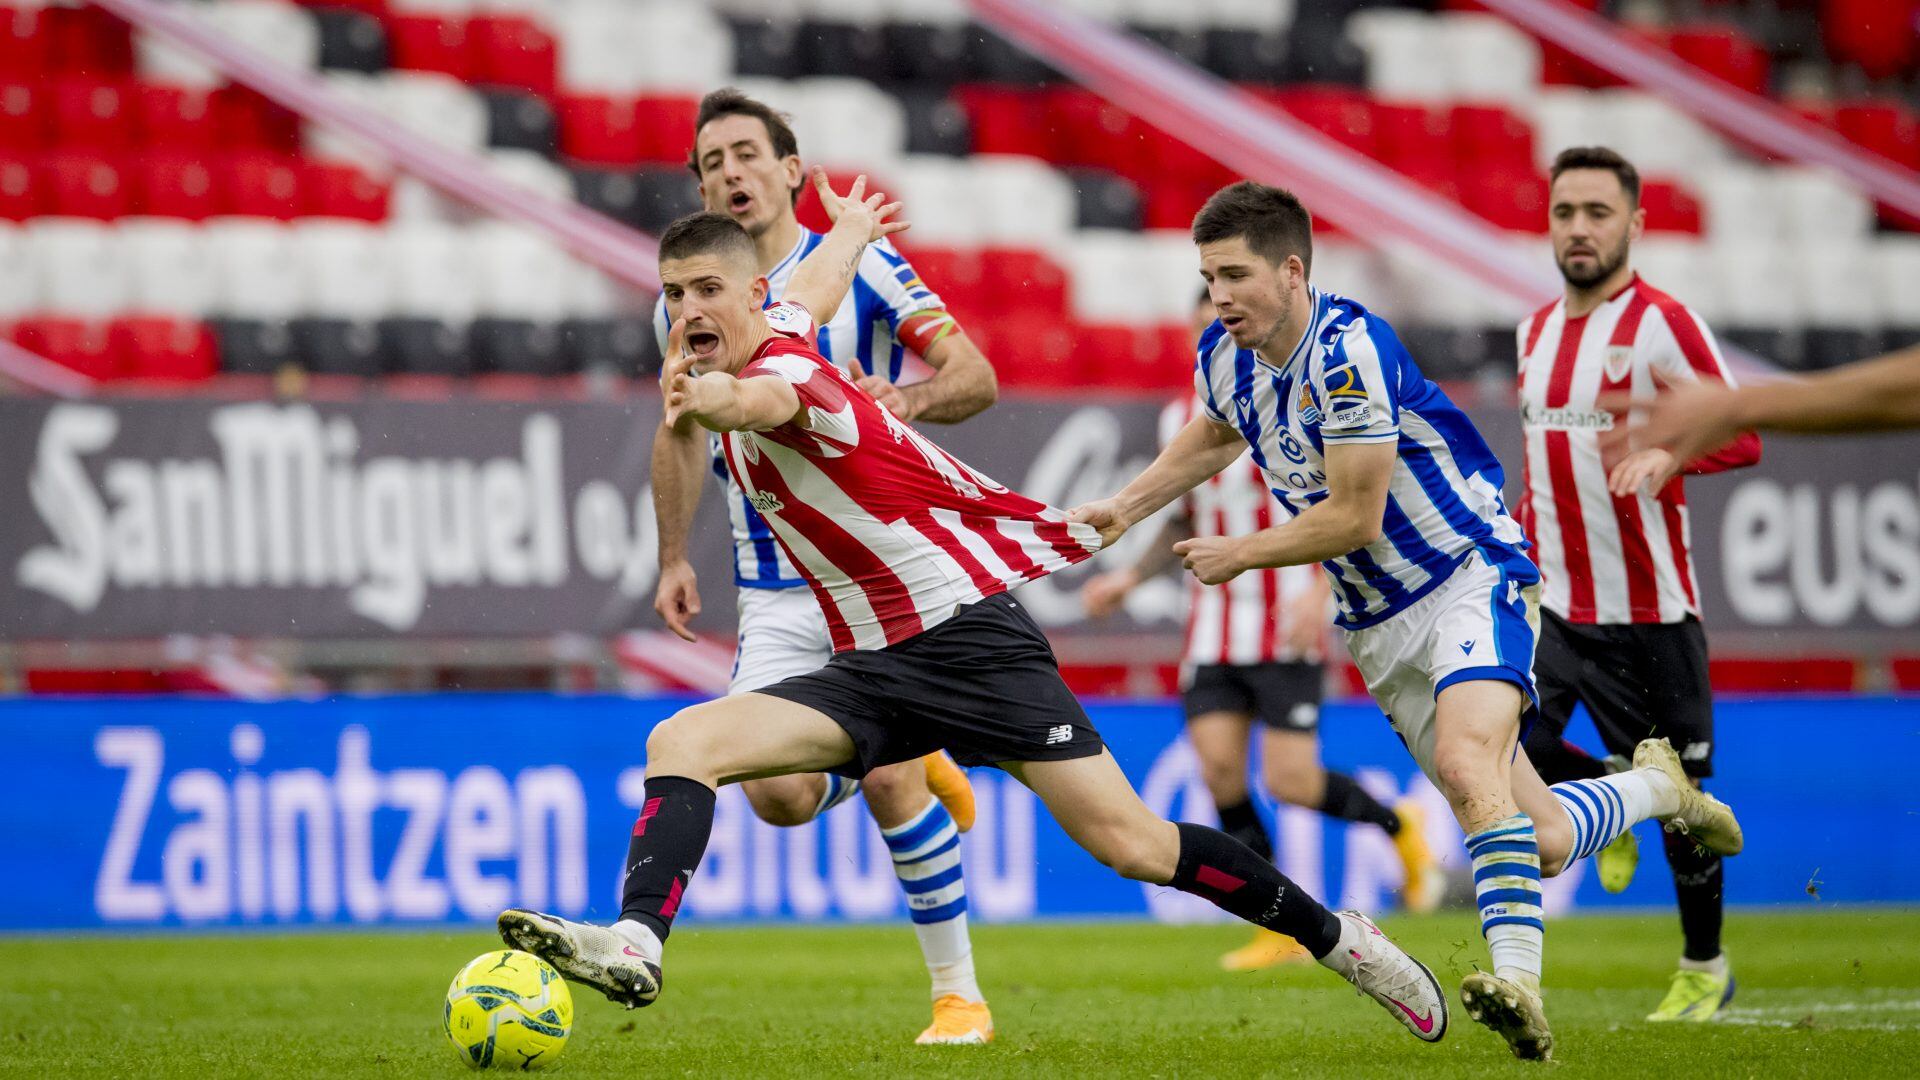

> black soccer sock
[1170,821,1341,958]
[1663,824,1725,962]
[618,775,717,942]
[1215,798,1273,858]
[1318,771,1403,836]
[1522,727,1609,783]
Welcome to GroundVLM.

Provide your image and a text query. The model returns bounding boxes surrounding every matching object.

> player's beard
[1556,235,1629,287]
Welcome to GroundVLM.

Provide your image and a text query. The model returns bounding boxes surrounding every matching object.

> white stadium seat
[1871,238,1920,327]
[203,219,302,320]
[388,176,468,223]
[119,219,218,318]
[1201,0,1295,32]
[303,73,393,175]
[1528,90,1611,171]
[1593,92,1729,177]
[1712,243,1802,328]
[0,223,37,319]
[1632,237,1725,325]
[1349,10,1450,102]
[293,220,390,320]
[967,155,1076,245]
[1797,247,1882,328]
[789,78,907,169]
[555,2,648,94]
[632,3,735,94]
[25,218,127,319]
[878,0,970,23]
[470,222,574,322]
[384,223,482,325]
[888,156,981,244]
[1774,167,1874,247]
[485,149,576,205]
[1062,230,1166,325]
[202,0,321,74]
[1698,166,1784,243]
[1441,14,1542,105]
[377,72,489,154]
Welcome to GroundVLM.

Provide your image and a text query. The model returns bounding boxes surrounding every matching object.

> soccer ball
[443,949,574,1071]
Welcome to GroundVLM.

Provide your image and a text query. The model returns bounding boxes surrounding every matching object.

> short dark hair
[1191,181,1313,277]
[658,211,755,266]
[1549,146,1641,206]
[686,87,802,205]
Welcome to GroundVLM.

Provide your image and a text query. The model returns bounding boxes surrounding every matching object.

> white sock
[916,913,982,1002]
[880,797,982,1003]
[1679,953,1729,978]
[1551,769,1676,864]
[1466,815,1544,988]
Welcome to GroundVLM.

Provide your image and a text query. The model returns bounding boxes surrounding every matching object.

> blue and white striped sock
[881,797,981,1002]
[1551,772,1666,863]
[1467,814,1544,985]
[812,773,861,818]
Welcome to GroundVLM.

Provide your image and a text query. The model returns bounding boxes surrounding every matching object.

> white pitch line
[1721,998,1920,1019]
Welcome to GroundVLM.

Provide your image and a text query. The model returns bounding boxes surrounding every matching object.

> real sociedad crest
[1297,384,1322,426]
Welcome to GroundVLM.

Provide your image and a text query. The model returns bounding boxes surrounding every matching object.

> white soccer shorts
[729,585,835,695]
[1341,548,1542,781]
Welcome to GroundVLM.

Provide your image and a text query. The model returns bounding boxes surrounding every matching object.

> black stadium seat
[1132,25,1210,69]
[897,89,972,157]
[472,318,569,375]
[561,316,659,378]
[291,317,384,376]
[632,168,704,234]
[210,318,298,375]
[571,166,646,230]
[1720,327,1809,371]
[1803,327,1880,371]
[1282,24,1368,86]
[379,318,473,377]
[483,90,559,157]
[1066,168,1144,231]
[797,21,889,80]
[313,8,388,74]
[969,23,1059,85]
[883,22,975,86]
[1204,29,1289,83]
[728,17,803,80]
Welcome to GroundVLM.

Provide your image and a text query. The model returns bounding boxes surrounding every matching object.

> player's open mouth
[687,330,721,359]
[728,191,753,214]
[1220,315,1245,331]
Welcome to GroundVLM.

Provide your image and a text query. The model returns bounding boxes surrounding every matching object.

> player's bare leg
[1187,713,1308,970]
[501,694,855,1009]
[860,760,991,1044]
[1004,752,1449,1043]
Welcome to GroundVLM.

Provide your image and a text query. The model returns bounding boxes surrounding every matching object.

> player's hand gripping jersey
[717,302,1102,651]
[1195,286,1531,629]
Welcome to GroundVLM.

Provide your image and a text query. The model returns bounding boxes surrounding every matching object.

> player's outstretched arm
[782,168,907,328]
[1069,415,1245,547]
[1604,346,1920,463]
[1175,441,1393,585]
[660,326,803,435]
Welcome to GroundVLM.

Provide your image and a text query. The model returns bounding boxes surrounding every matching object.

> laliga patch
[763,301,813,337]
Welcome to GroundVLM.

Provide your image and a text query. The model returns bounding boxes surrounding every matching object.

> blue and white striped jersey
[654,228,945,588]
[1195,286,1529,630]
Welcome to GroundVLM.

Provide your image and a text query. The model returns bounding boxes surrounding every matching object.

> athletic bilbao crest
[1603,345,1633,385]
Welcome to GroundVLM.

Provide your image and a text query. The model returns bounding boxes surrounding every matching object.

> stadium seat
[11,316,123,379]
[303,160,390,220]
[26,218,127,317]
[786,78,908,168]
[0,5,49,83]
[294,219,388,320]
[131,83,217,150]
[977,310,1082,387]
[981,247,1069,318]
[481,88,559,156]
[1639,180,1704,234]
[211,85,301,152]
[969,155,1077,244]
[472,318,568,375]
[130,152,221,221]
[0,153,40,221]
[896,87,972,157]
[1449,104,1534,173]
[554,0,647,94]
[204,220,303,319]
[379,317,474,377]
[1667,25,1771,96]
[729,16,804,80]
[560,315,659,377]
[556,93,643,165]
[633,95,699,164]
[380,71,489,153]
[470,222,571,322]
[385,221,480,324]
[50,78,133,152]
[216,152,305,219]
[0,81,44,152]
[43,3,133,75]
[209,316,298,375]
[1064,168,1144,231]
[120,218,218,317]
[795,20,890,81]
[955,84,1048,159]
[387,14,474,81]
[0,220,34,319]
[292,317,384,375]
[312,7,389,74]
[470,15,558,98]
[109,316,218,381]
[202,0,321,75]
[40,153,129,219]
[627,167,702,234]
[1872,238,1920,340]
[881,21,975,86]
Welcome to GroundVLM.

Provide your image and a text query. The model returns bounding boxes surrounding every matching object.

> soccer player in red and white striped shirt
[498,177,1452,1044]
[1082,293,1440,972]
[1517,147,1761,1023]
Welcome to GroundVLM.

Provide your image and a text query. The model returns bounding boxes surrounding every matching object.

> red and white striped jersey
[1159,396,1325,666]
[1517,273,1762,625]
[718,302,1104,651]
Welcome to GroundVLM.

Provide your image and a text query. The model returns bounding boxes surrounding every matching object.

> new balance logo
[1045,725,1074,746]
[1460,640,1475,654]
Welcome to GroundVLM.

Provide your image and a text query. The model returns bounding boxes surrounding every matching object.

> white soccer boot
[1461,970,1553,1060]
[498,909,663,1009]
[1633,738,1743,856]
[1318,911,1449,1043]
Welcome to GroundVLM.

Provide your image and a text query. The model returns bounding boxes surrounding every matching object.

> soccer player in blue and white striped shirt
[1072,182,1745,1062]
[649,89,998,1045]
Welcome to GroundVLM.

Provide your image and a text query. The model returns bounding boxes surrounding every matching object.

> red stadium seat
[216,152,304,219]
[1892,656,1920,692]
[955,84,1049,159]
[50,78,133,152]
[1054,89,1144,176]
[634,96,700,164]
[40,153,129,219]
[1141,176,1217,231]
[1371,102,1452,170]
[1263,86,1377,159]
[0,152,39,220]
[1640,179,1704,233]
[12,317,123,380]
[130,152,219,220]
[1074,322,1176,389]
[469,15,558,98]
[109,317,218,381]
[0,81,46,153]
[1462,168,1548,232]
[0,5,49,81]
[556,93,643,165]
[1666,25,1771,96]
[981,311,1082,387]
[42,3,132,75]
[895,247,987,317]
[1833,99,1920,169]
[304,161,390,220]
[1449,104,1535,173]
[1822,0,1920,81]
[387,14,473,81]
[132,83,217,150]
[980,248,1068,318]
[211,85,301,152]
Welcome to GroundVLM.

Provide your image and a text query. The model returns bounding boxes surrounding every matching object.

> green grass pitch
[8,910,1920,1077]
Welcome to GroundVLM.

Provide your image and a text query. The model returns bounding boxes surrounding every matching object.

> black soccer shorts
[755,591,1105,777]
[1181,661,1325,732]
[1532,609,1715,778]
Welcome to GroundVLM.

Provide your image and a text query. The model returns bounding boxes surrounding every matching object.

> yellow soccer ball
[443,950,573,1071]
